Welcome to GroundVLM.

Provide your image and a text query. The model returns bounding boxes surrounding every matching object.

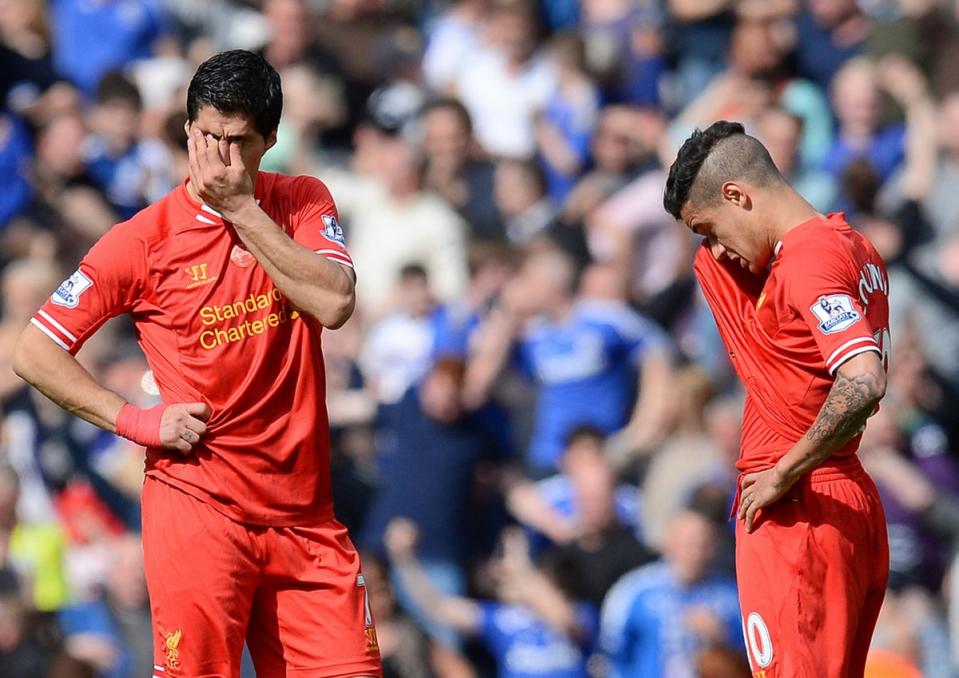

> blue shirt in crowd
[517,300,667,471]
[478,601,597,678]
[600,562,742,678]
[51,0,165,95]
[0,114,32,228]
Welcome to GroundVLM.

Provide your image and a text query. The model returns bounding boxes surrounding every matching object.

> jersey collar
[176,174,270,227]
[773,212,847,262]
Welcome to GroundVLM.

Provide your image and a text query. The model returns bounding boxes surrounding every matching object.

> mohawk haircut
[663,120,782,220]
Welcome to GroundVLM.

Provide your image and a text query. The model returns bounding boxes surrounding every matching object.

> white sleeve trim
[37,309,78,342]
[30,318,70,351]
[315,249,354,268]
[828,345,881,375]
[825,336,878,370]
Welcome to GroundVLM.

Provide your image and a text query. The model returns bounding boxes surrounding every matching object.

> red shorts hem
[256,658,382,677]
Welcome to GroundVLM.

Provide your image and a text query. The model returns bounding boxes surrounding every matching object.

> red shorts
[735,460,888,678]
[142,477,382,678]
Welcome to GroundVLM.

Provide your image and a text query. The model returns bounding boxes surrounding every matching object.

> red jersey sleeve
[31,222,148,354]
[290,176,353,271]
[782,245,879,375]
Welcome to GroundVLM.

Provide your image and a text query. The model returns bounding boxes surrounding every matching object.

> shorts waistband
[803,455,866,484]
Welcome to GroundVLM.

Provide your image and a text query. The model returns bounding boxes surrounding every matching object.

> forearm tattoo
[806,371,884,446]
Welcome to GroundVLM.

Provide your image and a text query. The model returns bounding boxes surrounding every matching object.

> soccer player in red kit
[664,121,890,677]
[13,51,381,677]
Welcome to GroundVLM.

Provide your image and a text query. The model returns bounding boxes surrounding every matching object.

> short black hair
[96,70,142,110]
[564,424,606,450]
[663,120,782,220]
[422,97,474,136]
[187,50,282,139]
[399,262,429,282]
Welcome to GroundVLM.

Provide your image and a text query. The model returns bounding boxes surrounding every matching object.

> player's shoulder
[98,194,173,252]
[778,214,862,271]
[268,172,334,204]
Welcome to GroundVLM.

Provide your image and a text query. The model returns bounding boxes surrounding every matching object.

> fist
[160,402,211,454]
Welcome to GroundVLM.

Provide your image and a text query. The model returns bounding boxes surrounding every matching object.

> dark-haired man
[13,50,381,677]
[664,120,890,676]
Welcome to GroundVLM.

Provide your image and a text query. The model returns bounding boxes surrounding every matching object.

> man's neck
[765,190,820,252]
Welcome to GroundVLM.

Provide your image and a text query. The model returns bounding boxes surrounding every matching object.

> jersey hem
[144,472,334,527]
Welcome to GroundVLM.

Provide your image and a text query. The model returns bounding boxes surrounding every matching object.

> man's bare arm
[223,201,356,329]
[14,324,126,431]
[189,129,355,329]
[777,351,886,482]
[739,350,886,531]
[13,325,209,453]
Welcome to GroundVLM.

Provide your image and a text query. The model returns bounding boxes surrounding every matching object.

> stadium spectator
[328,137,467,314]
[793,0,870,91]
[360,264,437,407]
[421,0,488,96]
[599,509,742,678]
[507,426,643,548]
[455,0,557,158]
[84,71,172,219]
[493,158,555,246]
[49,0,166,97]
[536,32,598,204]
[386,519,597,678]
[420,98,503,240]
[465,248,672,474]
[755,106,835,211]
[823,55,934,209]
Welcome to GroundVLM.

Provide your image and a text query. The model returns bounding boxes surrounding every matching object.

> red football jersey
[695,213,890,474]
[31,172,353,525]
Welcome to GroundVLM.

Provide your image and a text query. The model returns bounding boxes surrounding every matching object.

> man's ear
[721,181,751,210]
[265,129,278,151]
[183,119,192,138]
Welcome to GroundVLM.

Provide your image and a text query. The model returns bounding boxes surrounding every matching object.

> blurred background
[1,0,958,676]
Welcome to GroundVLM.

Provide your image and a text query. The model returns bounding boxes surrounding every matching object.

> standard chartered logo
[197,288,298,349]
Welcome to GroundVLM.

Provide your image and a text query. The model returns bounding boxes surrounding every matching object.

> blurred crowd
[1,0,959,676]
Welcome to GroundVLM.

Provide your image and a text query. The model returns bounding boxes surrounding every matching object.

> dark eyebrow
[204,132,250,143]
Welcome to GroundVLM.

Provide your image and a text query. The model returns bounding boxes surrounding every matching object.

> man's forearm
[13,324,125,431]
[774,369,884,484]
[225,200,355,328]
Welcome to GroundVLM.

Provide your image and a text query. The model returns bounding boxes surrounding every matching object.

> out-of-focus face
[592,107,640,173]
[680,187,769,274]
[2,262,59,324]
[265,0,308,60]
[91,100,140,151]
[730,19,781,77]
[397,274,433,317]
[423,107,470,169]
[809,0,857,27]
[493,11,537,63]
[937,94,959,156]
[833,64,881,134]
[186,105,275,184]
[756,110,801,177]
[515,253,569,315]
[493,162,540,217]
[663,512,717,585]
[566,443,617,535]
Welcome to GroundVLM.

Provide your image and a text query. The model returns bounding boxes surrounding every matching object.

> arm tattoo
[806,371,883,446]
